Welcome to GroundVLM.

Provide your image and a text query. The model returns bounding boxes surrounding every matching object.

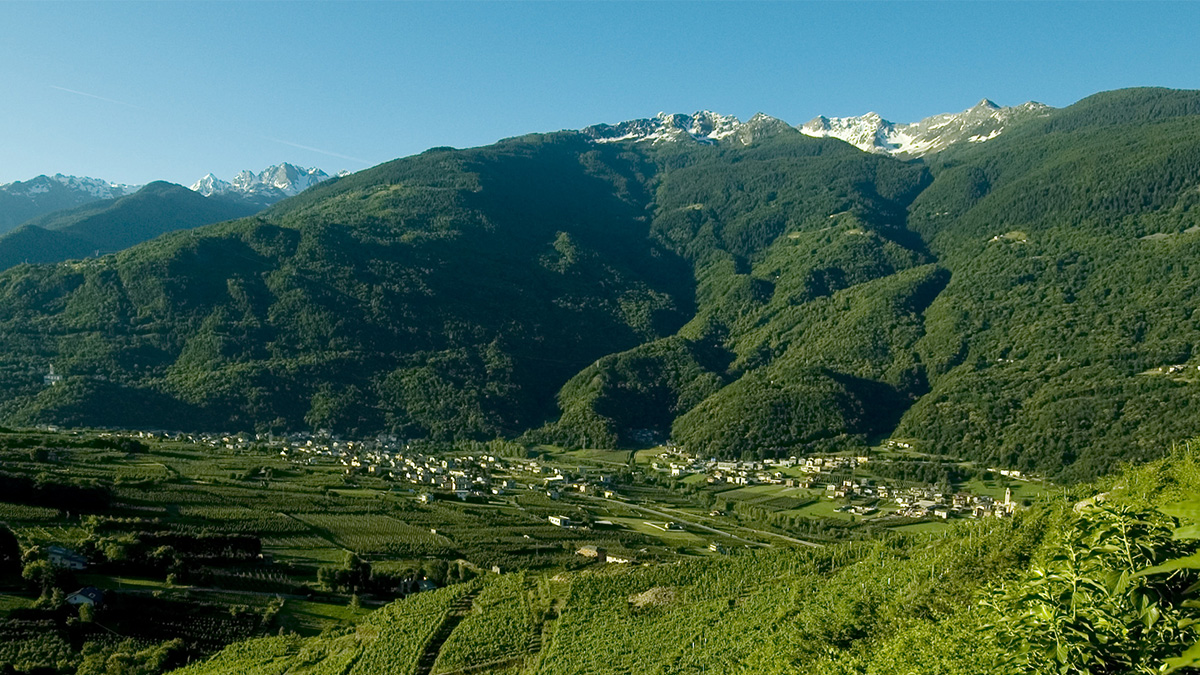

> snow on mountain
[189,173,231,197]
[800,99,1053,156]
[46,174,140,199]
[189,163,330,201]
[0,174,142,234]
[583,99,1052,156]
[583,111,745,145]
[0,174,139,199]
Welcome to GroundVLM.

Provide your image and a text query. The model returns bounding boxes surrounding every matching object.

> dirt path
[414,587,482,675]
[433,592,557,675]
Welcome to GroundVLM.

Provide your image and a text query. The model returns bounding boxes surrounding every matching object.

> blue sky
[2,1,1198,186]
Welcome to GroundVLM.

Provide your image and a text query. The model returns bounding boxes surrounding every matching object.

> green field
[604,517,707,547]
[781,499,855,521]
[961,477,1051,503]
[0,427,1060,674]
[277,599,374,636]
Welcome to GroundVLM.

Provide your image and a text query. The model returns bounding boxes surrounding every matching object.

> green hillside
[896,87,1200,479]
[3,89,1200,481]
[0,182,257,271]
[172,582,477,675]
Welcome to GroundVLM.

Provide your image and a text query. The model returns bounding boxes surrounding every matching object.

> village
[92,428,1034,530]
[647,445,1030,522]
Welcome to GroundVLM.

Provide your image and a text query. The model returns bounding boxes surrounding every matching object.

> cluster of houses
[44,546,105,608]
[651,452,871,487]
[890,488,1018,519]
[502,460,621,501]
[98,429,635,506]
[823,478,1018,519]
[649,447,1024,522]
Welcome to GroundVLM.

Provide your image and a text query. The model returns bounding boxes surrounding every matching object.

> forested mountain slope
[549,87,1200,480]
[894,87,1200,479]
[3,88,1200,481]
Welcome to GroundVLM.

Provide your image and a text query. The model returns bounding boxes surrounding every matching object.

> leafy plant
[985,503,1200,674]
[1139,500,1200,672]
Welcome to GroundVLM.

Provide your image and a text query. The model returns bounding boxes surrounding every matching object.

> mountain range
[0,174,139,234]
[0,163,334,237]
[579,99,1050,156]
[2,88,1200,483]
[800,98,1053,155]
[0,98,1036,243]
[0,182,259,271]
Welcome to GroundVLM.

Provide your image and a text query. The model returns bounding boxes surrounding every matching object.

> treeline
[869,460,974,486]
[316,552,477,597]
[0,471,109,512]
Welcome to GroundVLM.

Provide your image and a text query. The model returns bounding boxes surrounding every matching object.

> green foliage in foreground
[986,504,1197,674]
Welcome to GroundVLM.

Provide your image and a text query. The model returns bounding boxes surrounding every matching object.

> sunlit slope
[172,583,475,675]
[896,87,1200,479]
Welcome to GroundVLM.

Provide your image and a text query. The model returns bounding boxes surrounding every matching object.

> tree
[22,559,71,599]
[0,526,21,576]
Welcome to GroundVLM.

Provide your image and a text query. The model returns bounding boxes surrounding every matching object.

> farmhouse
[47,546,87,570]
[66,586,104,607]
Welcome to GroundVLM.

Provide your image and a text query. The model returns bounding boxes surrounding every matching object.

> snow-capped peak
[44,174,139,199]
[800,99,1053,156]
[188,163,331,202]
[0,174,140,199]
[189,173,231,197]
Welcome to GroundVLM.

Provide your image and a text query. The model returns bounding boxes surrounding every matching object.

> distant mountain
[800,99,1053,156]
[190,163,332,207]
[0,182,257,271]
[0,174,138,235]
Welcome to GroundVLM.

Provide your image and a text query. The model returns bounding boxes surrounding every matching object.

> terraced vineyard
[432,573,536,673]
[174,583,477,675]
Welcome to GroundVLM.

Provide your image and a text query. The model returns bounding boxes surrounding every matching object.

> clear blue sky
[1,1,1198,186]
